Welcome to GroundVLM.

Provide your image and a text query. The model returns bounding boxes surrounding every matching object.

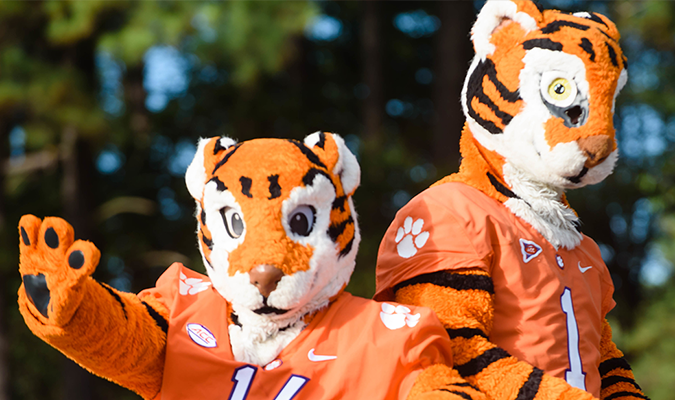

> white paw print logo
[179,272,212,295]
[395,216,429,258]
[379,303,421,330]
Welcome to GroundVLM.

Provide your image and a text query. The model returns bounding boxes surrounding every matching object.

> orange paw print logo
[395,217,429,258]
[179,272,211,295]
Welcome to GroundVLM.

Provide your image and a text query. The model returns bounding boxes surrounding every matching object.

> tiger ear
[185,136,237,201]
[304,132,360,196]
[471,0,542,59]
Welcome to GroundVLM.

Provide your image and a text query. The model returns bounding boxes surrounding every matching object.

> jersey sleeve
[375,185,494,301]
[138,262,186,311]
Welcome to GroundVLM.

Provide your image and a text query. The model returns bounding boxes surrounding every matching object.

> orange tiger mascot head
[185,132,360,364]
[445,0,627,249]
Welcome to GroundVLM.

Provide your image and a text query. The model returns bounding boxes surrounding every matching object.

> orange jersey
[140,264,453,400]
[375,182,615,398]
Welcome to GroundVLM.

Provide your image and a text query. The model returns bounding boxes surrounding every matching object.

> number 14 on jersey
[229,365,309,400]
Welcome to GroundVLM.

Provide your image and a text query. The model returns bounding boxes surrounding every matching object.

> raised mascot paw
[18,215,100,325]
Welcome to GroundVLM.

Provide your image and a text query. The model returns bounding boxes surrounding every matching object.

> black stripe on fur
[212,143,242,174]
[287,139,327,169]
[328,216,354,241]
[439,389,472,400]
[142,301,168,334]
[99,282,127,319]
[515,367,544,400]
[240,176,253,198]
[339,236,355,259]
[606,42,619,67]
[601,375,642,391]
[446,327,488,340]
[394,271,495,295]
[541,20,590,34]
[580,38,596,61]
[604,392,649,400]
[599,357,632,376]
[209,176,227,192]
[332,196,346,212]
[483,58,520,103]
[456,347,511,377]
[523,38,563,51]
[268,175,281,199]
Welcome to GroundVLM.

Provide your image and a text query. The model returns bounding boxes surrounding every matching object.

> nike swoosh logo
[307,348,337,362]
[578,262,592,273]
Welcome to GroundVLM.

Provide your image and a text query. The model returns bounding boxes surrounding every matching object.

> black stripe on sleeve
[446,327,488,340]
[98,282,127,319]
[439,389,472,400]
[394,271,495,295]
[523,38,563,51]
[212,143,243,174]
[599,357,633,376]
[601,375,642,391]
[540,20,590,34]
[604,392,649,400]
[515,367,544,400]
[456,347,511,377]
[142,301,168,335]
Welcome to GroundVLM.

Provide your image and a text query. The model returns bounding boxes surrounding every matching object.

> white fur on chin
[503,163,582,250]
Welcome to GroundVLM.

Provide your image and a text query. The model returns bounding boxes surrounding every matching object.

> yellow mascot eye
[548,78,571,101]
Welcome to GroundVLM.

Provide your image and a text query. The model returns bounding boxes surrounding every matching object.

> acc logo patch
[187,323,217,348]
[519,238,542,263]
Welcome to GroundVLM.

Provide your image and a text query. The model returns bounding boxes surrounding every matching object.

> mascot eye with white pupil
[289,205,315,236]
[221,207,244,239]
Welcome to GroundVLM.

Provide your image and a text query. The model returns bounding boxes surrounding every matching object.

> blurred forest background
[1,0,674,399]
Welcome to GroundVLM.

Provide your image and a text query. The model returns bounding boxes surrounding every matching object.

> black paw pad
[68,250,85,270]
[44,228,59,249]
[20,227,30,246]
[23,274,50,318]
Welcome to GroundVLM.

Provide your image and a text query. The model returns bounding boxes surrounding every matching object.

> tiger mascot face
[185,132,360,365]
[456,0,627,249]
[464,0,626,189]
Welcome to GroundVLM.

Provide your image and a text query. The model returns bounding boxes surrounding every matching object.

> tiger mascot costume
[376,1,649,400]
[18,132,483,400]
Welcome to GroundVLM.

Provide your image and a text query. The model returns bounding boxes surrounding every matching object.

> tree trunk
[362,0,383,141]
[60,126,94,400]
[432,1,475,170]
[0,120,11,400]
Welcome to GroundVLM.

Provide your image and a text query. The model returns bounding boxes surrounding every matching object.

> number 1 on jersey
[229,365,309,400]
[560,287,586,390]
